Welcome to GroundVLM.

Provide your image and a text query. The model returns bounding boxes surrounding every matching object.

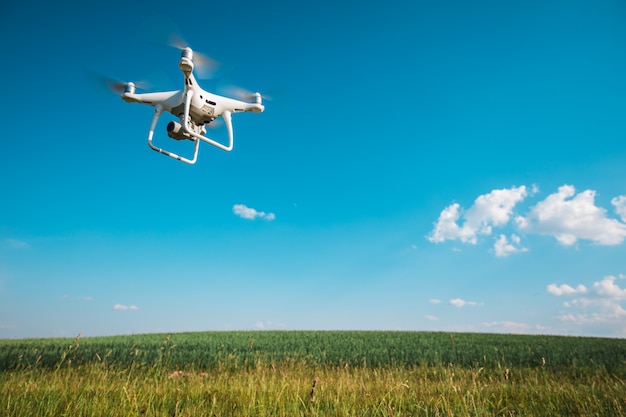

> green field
[2,331,626,416]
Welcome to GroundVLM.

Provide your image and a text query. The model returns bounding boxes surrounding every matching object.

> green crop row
[2,331,626,373]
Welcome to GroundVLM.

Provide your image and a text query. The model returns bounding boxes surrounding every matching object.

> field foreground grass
[2,331,626,416]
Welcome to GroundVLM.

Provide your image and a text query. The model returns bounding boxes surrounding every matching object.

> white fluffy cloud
[547,283,588,296]
[428,184,626,254]
[516,185,626,245]
[113,304,139,311]
[493,234,527,257]
[450,298,482,308]
[233,204,276,221]
[613,195,626,222]
[428,186,528,244]
[547,275,626,328]
[593,275,626,299]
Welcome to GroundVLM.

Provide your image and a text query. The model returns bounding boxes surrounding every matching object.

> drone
[114,47,264,164]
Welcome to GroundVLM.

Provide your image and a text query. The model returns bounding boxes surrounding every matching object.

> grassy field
[2,331,626,416]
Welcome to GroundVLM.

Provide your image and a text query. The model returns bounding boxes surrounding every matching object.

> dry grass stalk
[310,376,319,403]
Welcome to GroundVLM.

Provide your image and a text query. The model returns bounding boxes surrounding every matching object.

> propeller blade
[167,33,221,79]
[192,54,221,79]
[138,16,221,77]
[84,69,150,95]
[221,85,273,102]
[167,32,189,51]
[105,79,128,94]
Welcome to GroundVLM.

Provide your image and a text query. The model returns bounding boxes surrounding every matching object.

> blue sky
[2,0,626,338]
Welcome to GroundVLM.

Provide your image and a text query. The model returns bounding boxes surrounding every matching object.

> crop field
[2,331,626,416]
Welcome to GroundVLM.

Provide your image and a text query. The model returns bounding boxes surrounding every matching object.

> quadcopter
[115,47,264,164]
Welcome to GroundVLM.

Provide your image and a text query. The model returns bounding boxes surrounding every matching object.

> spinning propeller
[85,70,150,95]
[219,84,274,105]
[167,34,221,79]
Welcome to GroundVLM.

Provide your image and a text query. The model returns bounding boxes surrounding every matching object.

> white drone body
[120,47,264,164]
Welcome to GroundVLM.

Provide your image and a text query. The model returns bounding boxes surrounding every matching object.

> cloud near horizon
[113,304,139,311]
[480,321,532,334]
[450,298,482,308]
[233,204,276,221]
[547,274,626,331]
[428,184,626,254]
[547,283,588,296]
[255,320,286,330]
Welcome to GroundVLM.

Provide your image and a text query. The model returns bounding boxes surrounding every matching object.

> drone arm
[147,105,200,164]
[182,90,234,152]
